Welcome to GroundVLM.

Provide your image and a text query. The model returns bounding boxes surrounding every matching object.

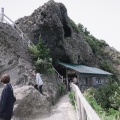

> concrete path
[35,94,77,120]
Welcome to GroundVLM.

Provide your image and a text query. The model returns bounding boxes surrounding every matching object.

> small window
[97,78,102,84]
[85,78,88,85]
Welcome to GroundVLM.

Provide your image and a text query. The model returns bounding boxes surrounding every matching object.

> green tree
[109,83,120,110]
[84,27,90,36]
[77,23,84,33]
[94,82,119,110]
[28,45,39,60]
[70,19,80,33]
[100,60,118,82]
[28,36,53,73]
[37,36,50,59]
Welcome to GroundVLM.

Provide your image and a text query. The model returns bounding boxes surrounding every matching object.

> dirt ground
[34,94,77,120]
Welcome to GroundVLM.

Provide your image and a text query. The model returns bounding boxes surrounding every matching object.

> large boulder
[15,0,95,65]
[13,73,62,119]
[13,86,50,119]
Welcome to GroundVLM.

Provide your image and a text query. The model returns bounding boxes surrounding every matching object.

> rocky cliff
[0,22,62,119]
[15,0,120,80]
[0,0,120,119]
[0,23,32,85]
[15,0,95,65]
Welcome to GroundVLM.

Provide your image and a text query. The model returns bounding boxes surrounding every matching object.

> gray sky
[0,0,120,51]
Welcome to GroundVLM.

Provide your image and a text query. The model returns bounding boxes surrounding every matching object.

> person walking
[0,74,16,120]
[32,70,43,94]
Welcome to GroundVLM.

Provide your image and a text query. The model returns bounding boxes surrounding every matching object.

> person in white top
[32,70,43,94]
[73,76,78,85]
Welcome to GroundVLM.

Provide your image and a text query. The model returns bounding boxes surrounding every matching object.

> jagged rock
[0,19,62,119]
[13,73,61,119]
[104,46,120,80]
[13,86,50,119]
[0,22,33,85]
[1,0,120,119]
[15,0,94,65]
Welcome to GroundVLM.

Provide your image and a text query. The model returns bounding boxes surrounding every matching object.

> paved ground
[35,94,77,120]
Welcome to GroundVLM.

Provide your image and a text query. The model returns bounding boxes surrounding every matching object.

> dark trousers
[34,84,43,94]
[34,84,38,90]
[4,117,11,120]
[38,85,43,94]
[0,116,11,120]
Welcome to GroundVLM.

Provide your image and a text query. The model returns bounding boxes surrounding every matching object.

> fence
[70,83,101,120]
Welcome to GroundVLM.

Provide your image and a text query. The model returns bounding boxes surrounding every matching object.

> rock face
[1,0,120,119]
[15,0,94,65]
[14,0,120,80]
[12,74,62,119]
[103,46,120,80]
[0,23,33,85]
[13,86,50,119]
[0,22,62,119]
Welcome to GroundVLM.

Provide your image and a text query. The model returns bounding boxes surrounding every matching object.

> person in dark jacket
[0,74,16,120]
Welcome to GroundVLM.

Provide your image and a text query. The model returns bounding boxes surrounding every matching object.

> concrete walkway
[35,94,77,120]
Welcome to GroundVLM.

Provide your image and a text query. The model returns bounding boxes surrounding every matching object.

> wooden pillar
[61,75,63,83]
[77,74,80,88]
[0,8,4,23]
[66,68,69,91]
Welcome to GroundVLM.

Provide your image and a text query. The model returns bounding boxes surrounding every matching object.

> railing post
[0,8,4,23]
[0,9,34,47]
[21,32,24,39]
[28,40,31,47]
[61,76,63,82]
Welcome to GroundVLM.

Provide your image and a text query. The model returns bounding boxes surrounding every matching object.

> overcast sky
[0,0,120,51]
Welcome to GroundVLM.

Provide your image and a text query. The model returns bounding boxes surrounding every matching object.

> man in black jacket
[0,74,16,120]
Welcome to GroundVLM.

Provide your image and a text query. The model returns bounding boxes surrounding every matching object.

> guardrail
[70,83,101,120]
[52,67,63,83]
[0,7,34,47]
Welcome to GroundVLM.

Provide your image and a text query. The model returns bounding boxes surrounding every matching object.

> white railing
[52,67,63,83]
[0,8,34,47]
[70,83,101,120]
[0,7,4,22]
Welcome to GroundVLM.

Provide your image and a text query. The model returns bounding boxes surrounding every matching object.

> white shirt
[73,77,77,83]
[36,73,43,86]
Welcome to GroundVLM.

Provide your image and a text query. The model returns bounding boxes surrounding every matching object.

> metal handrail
[0,8,34,47]
[52,66,63,82]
